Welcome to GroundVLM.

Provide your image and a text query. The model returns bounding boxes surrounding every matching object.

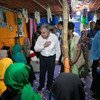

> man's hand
[44,41,51,48]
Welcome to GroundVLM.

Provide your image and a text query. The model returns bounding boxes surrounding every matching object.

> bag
[30,50,40,72]
[30,61,40,72]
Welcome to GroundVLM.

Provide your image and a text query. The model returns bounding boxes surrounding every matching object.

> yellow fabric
[0,11,28,49]
[0,81,6,95]
[0,58,13,95]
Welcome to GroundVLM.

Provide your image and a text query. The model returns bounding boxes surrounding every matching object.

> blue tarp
[38,16,60,26]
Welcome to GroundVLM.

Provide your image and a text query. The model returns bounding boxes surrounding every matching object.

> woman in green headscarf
[12,43,27,64]
[12,43,36,86]
[0,63,42,100]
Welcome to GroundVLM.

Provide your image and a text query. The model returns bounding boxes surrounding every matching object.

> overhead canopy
[89,0,100,12]
[72,0,100,12]
[0,0,63,16]
[0,0,99,16]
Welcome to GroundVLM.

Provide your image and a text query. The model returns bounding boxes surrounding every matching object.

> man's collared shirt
[34,33,61,61]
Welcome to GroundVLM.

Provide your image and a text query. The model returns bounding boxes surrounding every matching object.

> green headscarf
[12,43,27,64]
[4,63,42,100]
[12,43,22,54]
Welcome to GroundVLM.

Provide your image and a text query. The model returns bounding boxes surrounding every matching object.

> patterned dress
[69,34,85,75]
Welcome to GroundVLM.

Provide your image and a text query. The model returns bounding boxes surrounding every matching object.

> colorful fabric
[12,43,27,64]
[78,31,91,77]
[34,11,40,24]
[33,19,37,33]
[81,17,88,25]
[17,18,22,25]
[81,8,88,25]
[91,30,100,60]
[47,7,52,23]
[0,8,7,27]
[4,63,42,100]
[79,30,91,49]
[70,34,85,75]
[0,58,13,95]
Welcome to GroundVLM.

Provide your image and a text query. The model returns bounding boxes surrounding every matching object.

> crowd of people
[0,19,100,100]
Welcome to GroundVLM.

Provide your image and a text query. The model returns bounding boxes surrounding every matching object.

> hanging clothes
[81,8,88,25]
[47,7,52,23]
[0,8,7,27]
[29,18,34,46]
[71,0,78,10]
[33,19,37,33]
[22,8,29,23]
[34,11,40,24]
[17,13,24,36]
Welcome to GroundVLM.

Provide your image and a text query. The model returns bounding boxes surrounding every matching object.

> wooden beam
[32,0,47,11]
[0,2,18,13]
[58,0,63,7]
[62,0,70,72]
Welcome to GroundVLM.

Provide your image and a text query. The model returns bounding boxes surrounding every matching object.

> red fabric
[30,53,36,58]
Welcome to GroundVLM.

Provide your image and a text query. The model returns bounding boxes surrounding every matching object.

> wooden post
[62,0,70,72]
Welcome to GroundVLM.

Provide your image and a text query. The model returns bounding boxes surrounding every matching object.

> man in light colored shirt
[34,24,61,91]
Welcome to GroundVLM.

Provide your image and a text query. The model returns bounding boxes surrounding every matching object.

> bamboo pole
[62,0,70,72]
